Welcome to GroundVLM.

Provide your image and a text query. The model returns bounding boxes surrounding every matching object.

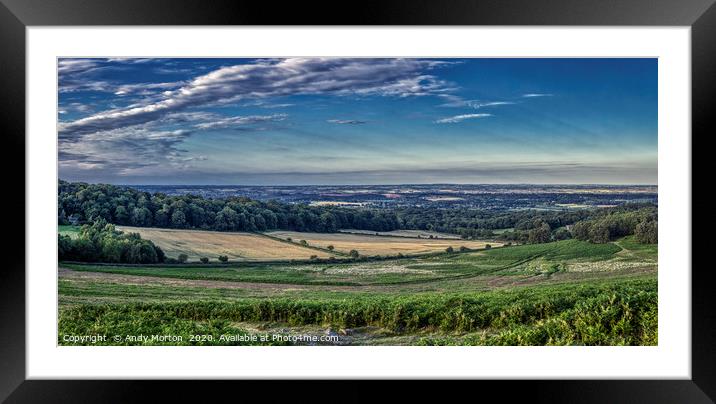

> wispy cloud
[113,81,183,96]
[194,114,287,130]
[58,124,199,175]
[435,113,491,124]
[327,119,367,125]
[522,93,553,98]
[59,111,286,173]
[59,58,456,139]
[241,100,295,109]
[440,97,515,109]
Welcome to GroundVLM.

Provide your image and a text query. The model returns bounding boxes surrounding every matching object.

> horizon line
[59,179,658,188]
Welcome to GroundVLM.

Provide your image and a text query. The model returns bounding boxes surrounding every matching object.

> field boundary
[256,232,351,257]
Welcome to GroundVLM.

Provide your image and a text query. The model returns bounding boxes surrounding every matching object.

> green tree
[177,253,188,263]
[571,221,591,241]
[171,210,187,228]
[635,220,658,244]
[553,228,572,241]
[528,223,551,244]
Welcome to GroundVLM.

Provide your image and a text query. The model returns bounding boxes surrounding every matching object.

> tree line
[58,180,657,246]
[571,209,657,244]
[59,180,400,233]
[59,219,165,264]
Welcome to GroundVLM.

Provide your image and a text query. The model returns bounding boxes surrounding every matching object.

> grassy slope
[62,239,635,286]
[58,237,658,346]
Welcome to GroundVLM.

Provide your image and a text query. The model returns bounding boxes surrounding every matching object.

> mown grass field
[58,237,657,346]
[266,231,502,256]
[116,226,333,262]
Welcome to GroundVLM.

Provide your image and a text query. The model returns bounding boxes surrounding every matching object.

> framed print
[2,0,712,401]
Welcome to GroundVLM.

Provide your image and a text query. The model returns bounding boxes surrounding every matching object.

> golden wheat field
[117,226,332,261]
[266,231,501,256]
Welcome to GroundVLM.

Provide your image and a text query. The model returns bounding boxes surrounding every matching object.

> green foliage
[528,223,551,244]
[349,249,360,258]
[635,220,658,244]
[58,180,401,233]
[200,257,209,264]
[445,246,454,253]
[218,255,229,263]
[59,278,656,346]
[58,219,164,264]
[571,208,656,244]
[553,228,572,241]
[58,305,289,346]
[58,181,656,239]
[177,253,188,263]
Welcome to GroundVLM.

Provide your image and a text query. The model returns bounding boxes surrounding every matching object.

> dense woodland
[59,180,400,233]
[58,181,657,263]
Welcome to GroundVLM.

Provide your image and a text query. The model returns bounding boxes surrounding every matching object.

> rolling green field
[58,237,657,346]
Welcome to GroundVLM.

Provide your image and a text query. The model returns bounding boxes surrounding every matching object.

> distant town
[129,184,658,210]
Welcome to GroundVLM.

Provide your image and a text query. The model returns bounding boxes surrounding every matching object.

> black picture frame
[1,0,710,402]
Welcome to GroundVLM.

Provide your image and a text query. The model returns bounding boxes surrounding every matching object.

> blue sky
[58,58,657,185]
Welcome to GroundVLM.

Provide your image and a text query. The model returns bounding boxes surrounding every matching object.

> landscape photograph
[57,57,658,346]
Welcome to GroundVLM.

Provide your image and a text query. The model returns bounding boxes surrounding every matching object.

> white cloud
[435,113,492,124]
[113,81,183,96]
[59,124,198,175]
[59,58,456,138]
[58,59,104,75]
[194,114,287,130]
[59,112,287,173]
[522,93,553,97]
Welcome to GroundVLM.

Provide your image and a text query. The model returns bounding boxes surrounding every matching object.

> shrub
[349,249,360,258]
[445,246,454,253]
[485,244,492,250]
[177,254,188,263]
[200,257,209,264]
[459,246,469,252]
[553,228,572,240]
[327,245,335,251]
[218,255,229,263]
